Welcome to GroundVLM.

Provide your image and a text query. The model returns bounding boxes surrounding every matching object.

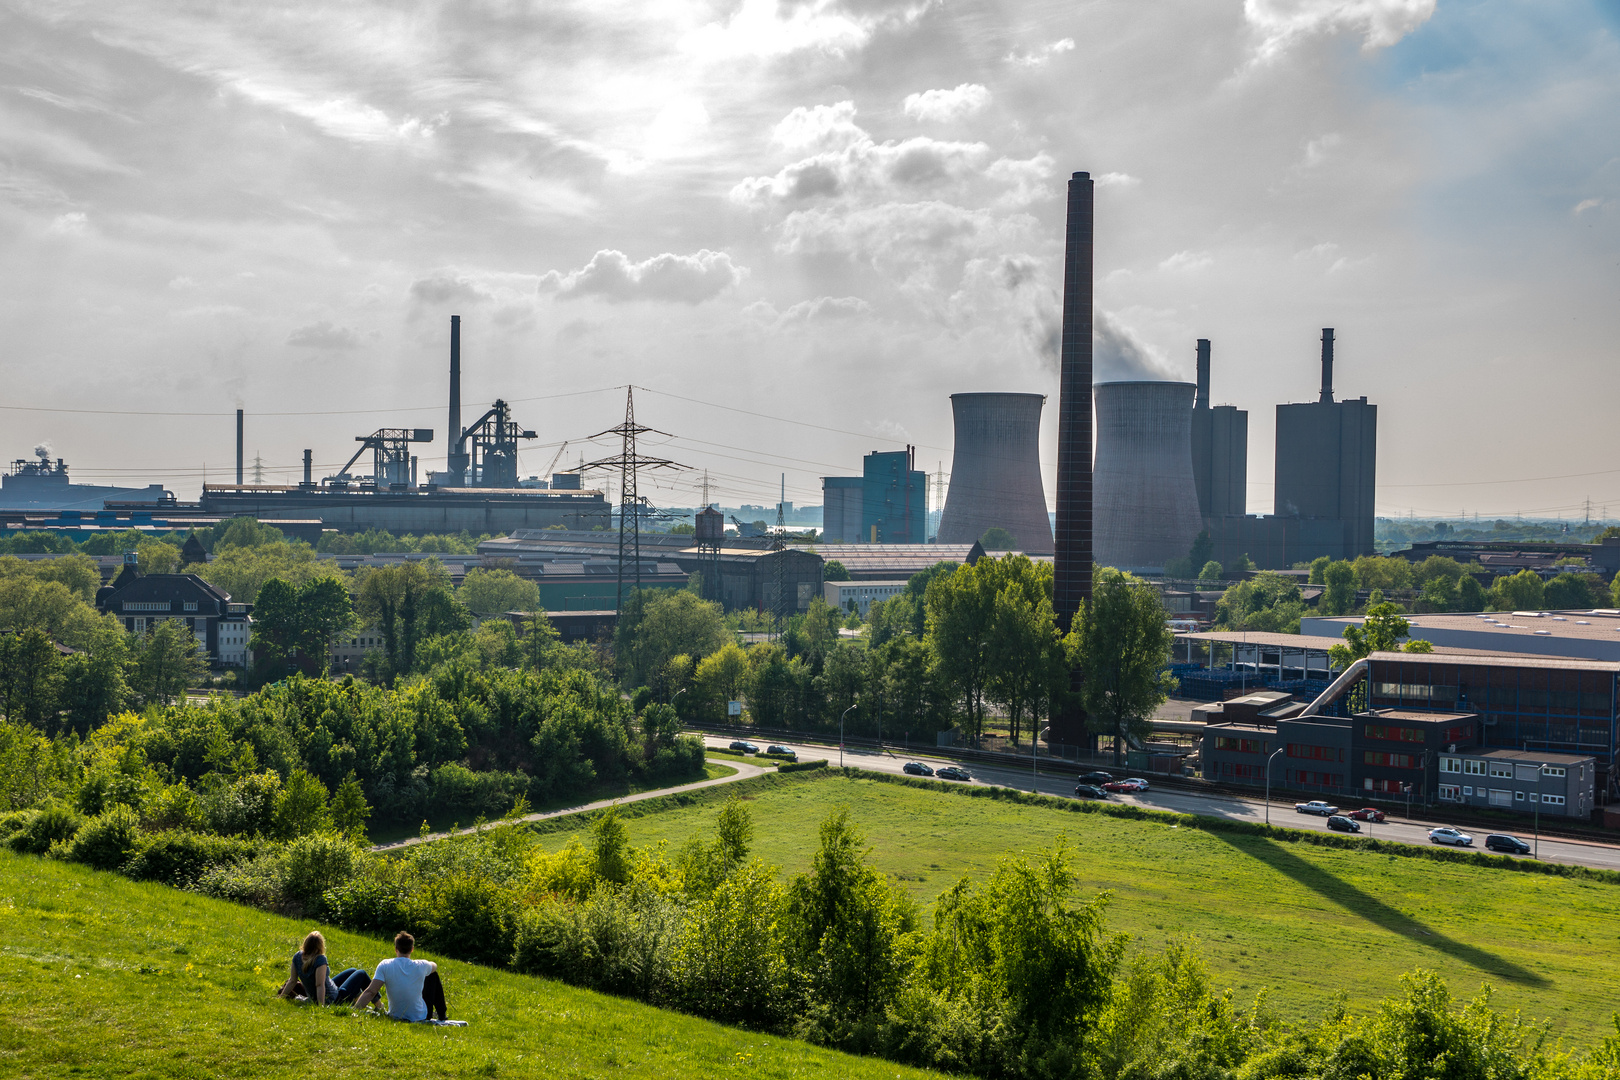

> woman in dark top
[278,931,370,1006]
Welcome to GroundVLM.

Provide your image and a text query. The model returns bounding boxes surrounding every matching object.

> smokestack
[236,409,244,486]
[1053,171,1094,630]
[1318,328,1335,404]
[447,314,469,480]
[303,449,312,485]
[1195,339,1211,410]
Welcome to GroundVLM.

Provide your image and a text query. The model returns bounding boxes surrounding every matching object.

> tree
[695,642,750,716]
[1544,572,1598,610]
[130,619,208,706]
[615,588,728,690]
[272,769,331,839]
[1320,560,1357,616]
[212,517,285,550]
[983,556,1062,745]
[1076,568,1176,765]
[823,560,851,582]
[136,540,181,576]
[1417,574,1459,612]
[0,571,113,650]
[1188,531,1214,575]
[1198,560,1223,582]
[250,575,353,678]
[1352,555,1413,593]
[794,597,840,668]
[1413,555,1470,588]
[354,559,466,678]
[58,628,130,734]
[925,563,996,743]
[27,553,101,603]
[1214,571,1305,633]
[329,771,371,841]
[196,542,345,605]
[1457,575,1487,612]
[979,526,1017,551]
[458,567,542,614]
[1328,601,1430,671]
[1308,556,1332,585]
[0,628,65,728]
[1488,569,1544,612]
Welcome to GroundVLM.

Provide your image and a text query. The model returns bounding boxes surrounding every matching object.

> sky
[0,0,1616,519]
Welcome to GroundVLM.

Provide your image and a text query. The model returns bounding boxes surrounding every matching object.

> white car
[1124,777,1151,792]
[1294,800,1339,816]
[1428,826,1473,847]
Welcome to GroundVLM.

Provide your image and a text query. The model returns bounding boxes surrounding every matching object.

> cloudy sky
[1,0,1616,519]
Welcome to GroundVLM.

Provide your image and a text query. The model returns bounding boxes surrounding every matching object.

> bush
[321,861,413,934]
[55,805,142,870]
[427,764,531,823]
[778,759,829,774]
[647,735,705,781]
[277,832,364,912]
[407,870,519,967]
[5,802,83,855]
[193,848,289,909]
[123,830,261,887]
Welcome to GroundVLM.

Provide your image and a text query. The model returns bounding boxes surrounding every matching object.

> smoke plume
[1094,310,1179,381]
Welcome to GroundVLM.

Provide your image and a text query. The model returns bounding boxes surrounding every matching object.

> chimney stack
[1053,171,1095,630]
[303,449,312,485]
[1195,339,1211,410]
[1318,328,1335,404]
[446,315,469,481]
[236,409,244,486]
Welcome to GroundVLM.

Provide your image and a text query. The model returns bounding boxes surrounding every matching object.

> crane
[540,440,569,481]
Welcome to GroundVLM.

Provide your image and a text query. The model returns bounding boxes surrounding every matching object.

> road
[701,735,1620,873]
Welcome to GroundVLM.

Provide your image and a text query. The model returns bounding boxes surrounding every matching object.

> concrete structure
[821,477,864,543]
[1352,708,1480,799]
[1273,329,1377,562]
[199,484,610,535]
[936,393,1053,555]
[1392,538,1620,581]
[1304,610,1620,664]
[1189,339,1248,522]
[94,554,251,667]
[1094,380,1203,572]
[1,507,324,546]
[1,449,170,510]
[1437,747,1596,819]
[824,579,908,616]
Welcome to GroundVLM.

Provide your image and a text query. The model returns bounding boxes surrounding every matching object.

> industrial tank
[936,393,1054,555]
[1093,380,1203,571]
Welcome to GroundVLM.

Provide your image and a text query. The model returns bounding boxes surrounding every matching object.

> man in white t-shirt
[353,932,441,1022]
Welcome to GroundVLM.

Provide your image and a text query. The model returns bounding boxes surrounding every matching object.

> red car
[1103,779,1146,793]
[1347,807,1386,823]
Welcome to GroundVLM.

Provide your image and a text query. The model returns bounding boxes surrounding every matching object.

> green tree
[615,588,728,690]
[592,804,631,885]
[1328,601,1432,671]
[1352,554,1414,593]
[136,540,181,576]
[196,542,344,605]
[925,562,996,743]
[212,517,285,550]
[979,526,1017,550]
[130,620,207,706]
[0,572,112,650]
[329,771,371,841]
[1215,571,1305,632]
[250,575,353,678]
[0,628,65,728]
[1412,554,1470,587]
[1417,574,1459,612]
[1076,568,1177,765]
[984,556,1063,745]
[823,560,851,582]
[795,596,840,668]
[1544,572,1598,610]
[1197,560,1224,582]
[695,642,750,716]
[272,769,331,839]
[58,628,131,734]
[354,559,467,677]
[1319,559,1357,616]
[1308,555,1332,585]
[27,553,101,603]
[1458,574,1487,612]
[1488,569,1544,612]
[458,567,542,614]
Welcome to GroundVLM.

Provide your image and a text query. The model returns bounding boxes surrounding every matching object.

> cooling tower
[1093,381,1203,571]
[936,393,1054,555]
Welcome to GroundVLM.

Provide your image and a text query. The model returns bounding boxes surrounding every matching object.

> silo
[1093,381,1203,571]
[936,393,1054,555]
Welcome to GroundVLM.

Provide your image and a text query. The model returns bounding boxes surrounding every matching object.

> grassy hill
[527,771,1620,1041]
[0,849,941,1079]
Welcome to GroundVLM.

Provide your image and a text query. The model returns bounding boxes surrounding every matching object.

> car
[1294,800,1339,816]
[1124,777,1152,792]
[764,744,797,761]
[1073,783,1110,800]
[727,740,759,755]
[936,766,972,781]
[902,761,935,776]
[1428,826,1474,847]
[1077,771,1114,785]
[1103,779,1146,793]
[1326,815,1361,833]
[1347,807,1386,823]
[1485,833,1532,855]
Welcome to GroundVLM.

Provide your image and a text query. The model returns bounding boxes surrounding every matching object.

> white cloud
[230,79,442,144]
[771,101,866,153]
[286,320,361,349]
[46,212,87,236]
[902,84,991,123]
[168,276,198,290]
[1301,132,1343,168]
[779,295,872,323]
[1244,0,1436,59]
[1159,250,1213,272]
[1006,38,1075,66]
[1095,172,1141,188]
[1574,198,1602,215]
[539,249,746,304]
[680,0,879,61]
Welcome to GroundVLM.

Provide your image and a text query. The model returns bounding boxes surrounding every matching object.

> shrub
[778,759,829,774]
[647,735,705,780]
[407,870,519,967]
[123,830,260,887]
[5,802,83,855]
[193,848,289,909]
[278,832,365,912]
[55,805,142,870]
[427,764,531,823]
[200,772,282,837]
[322,861,412,934]
[142,784,205,832]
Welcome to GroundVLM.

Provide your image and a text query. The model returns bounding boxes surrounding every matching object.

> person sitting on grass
[352,932,448,1022]
[278,931,371,1006]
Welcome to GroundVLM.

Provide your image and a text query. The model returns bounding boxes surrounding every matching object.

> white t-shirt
[374,955,434,1022]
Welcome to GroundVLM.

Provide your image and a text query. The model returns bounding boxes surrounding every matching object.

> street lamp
[840,704,856,768]
[1264,746,1285,825]
[1532,760,1546,860]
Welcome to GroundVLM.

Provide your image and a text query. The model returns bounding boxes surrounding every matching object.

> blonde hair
[301,931,326,958]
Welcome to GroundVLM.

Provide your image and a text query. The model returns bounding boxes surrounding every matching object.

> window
[1363,751,1420,769]
[1542,766,1566,778]
[1487,789,1513,806]
[1215,737,1269,754]
[1462,786,1473,796]
[1542,795,1566,807]
[1442,723,1472,743]
[183,601,198,612]
[1366,778,1405,794]
[1364,724,1424,743]
[1288,743,1341,762]
[123,601,170,612]
[1441,757,1461,774]
[1514,791,1525,801]
[1488,762,1513,778]
[1464,760,1484,775]
[1439,785,1461,801]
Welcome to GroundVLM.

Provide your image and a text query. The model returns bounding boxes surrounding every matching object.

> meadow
[0,849,943,1080]
[529,771,1620,1041]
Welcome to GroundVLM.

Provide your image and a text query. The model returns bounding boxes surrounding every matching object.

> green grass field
[0,849,942,1080]
[531,772,1620,1042]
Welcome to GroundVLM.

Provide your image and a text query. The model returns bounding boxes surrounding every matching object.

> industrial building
[936,392,1054,555]
[1272,329,1377,563]
[1,449,170,511]
[1437,747,1596,818]
[1093,380,1203,572]
[1188,339,1248,522]
[94,554,252,667]
[0,506,324,546]
[806,542,988,581]
[824,579,908,616]
[820,448,927,544]
[1304,610,1620,664]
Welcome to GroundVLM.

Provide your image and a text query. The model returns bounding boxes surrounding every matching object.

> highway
[701,735,1620,873]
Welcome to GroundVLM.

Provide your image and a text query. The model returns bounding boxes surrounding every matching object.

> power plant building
[1188,339,1248,521]
[936,393,1054,555]
[820,448,927,544]
[1273,329,1377,563]
[1093,381,1203,572]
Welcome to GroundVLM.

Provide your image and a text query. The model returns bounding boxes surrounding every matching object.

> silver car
[1428,825,1473,847]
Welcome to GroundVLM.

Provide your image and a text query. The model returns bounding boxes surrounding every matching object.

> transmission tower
[252,452,264,485]
[577,387,685,612]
